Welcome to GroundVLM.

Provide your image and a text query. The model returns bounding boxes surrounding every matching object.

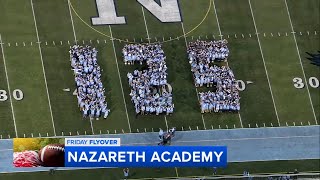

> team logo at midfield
[91,0,182,25]
[306,51,320,67]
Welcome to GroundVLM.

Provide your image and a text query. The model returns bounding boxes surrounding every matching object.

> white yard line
[67,0,77,44]
[141,7,151,43]
[89,118,94,134]
[212,0,243,128]
[30,0,56,136]
[284,0,318,125]
[164,115,169,130]
[248,0,281,126]
[181,22,207,130]
[108,25,132,133]
[0,34,18,138]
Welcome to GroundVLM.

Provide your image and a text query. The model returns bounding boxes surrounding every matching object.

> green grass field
[1,160,319,180]
[0,0,318,138]
[0,0,319,178]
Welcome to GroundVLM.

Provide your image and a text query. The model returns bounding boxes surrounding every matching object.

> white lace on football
[48,145,65,152]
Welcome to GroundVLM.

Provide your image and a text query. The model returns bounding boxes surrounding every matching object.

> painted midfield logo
[306,51,320,67]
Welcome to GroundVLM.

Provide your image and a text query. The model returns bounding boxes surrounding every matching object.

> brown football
[38,144,65,167]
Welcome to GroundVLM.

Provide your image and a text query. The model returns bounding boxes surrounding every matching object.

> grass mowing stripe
[250,0,315,124]
[181,22,206,130]
[109,25,132,133]
[248,0,280,126]
[212,0,244,128]
[0,34,17,137]
[30,0,56,136]
[284,0,318,124]
[67,0,78,44]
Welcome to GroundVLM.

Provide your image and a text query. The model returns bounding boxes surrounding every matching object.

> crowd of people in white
[122,44,174,116]
[70,45,110,119]
[187,40,240,113]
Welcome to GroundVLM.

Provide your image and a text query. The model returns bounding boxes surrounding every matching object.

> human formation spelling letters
[187,40,240,113]
[69,40,240,117]
[70,45,110,119]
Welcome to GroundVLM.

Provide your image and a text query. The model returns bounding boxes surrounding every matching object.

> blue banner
[65,146,227,167]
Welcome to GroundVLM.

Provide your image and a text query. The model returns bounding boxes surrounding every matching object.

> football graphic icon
[38,144,65,167]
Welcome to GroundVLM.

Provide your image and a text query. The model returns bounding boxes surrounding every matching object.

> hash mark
[8,43,10,47]
[249,34,252,38]
[227,35,230,38]
[271,123,273,127]
[211,125,213,129]
[68,40,70,45]
[122,129,125,133]
[8,134,10,138]
[15,42,18,46]
[291,31,296,34]
[248,124,251,128]
[77,131,79,135]
[137,129,139,133]
[300,122,303,126]
[23,42,26,46]
[308,121,310,125]
[100,130,102,134]
[46,132,49,137]
[39,133,41,137]
[256,123,258,128]
[286,32,288,36]
[234,34,237,38]
[263,33,266,37]
[286,122,288,126]
[52,41,55,45]
[212,34,215,39]
[315,31,317,35]
[271,33,273,37]
[60,41,63,45]
[82,40,85,44]
[31,133,33,137]
[144,128,147,132]
[84,130,87,135]
[278,32,281,36]
[189,126,191,130]
[219,125,221,129]
[89,40,92,44]
[62,131,64,136]
[226,125,228,129]
[241,34,244,38]
[181,126,184,131]
[293,122,296,126]
[115,129,117,134]
[104,39,107,43]
[0,135,2,139]
[234,124,236,128]
[263,123,265,127]
[107,130,109,134]
[307,31,310,35]
[31,42,33,46]
[45,42,48,46]
[69,132,71,136]
[155,37,157,41]
[196,126,199,130]
[96,40,99,44]
[299,32,302,35]
[24,134,26,138]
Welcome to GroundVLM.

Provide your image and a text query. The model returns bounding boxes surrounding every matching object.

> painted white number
[0,90,8,101]
[293,77,304,89]
[13,89,23,101]
[236,80,246,91]
[0,89,24,101]
[293,77,319,89]
[309,77,319,88]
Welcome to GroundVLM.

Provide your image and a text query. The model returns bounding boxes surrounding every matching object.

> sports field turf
[1,159,319,180]
[0,0,319,138]
[0,0,319,178]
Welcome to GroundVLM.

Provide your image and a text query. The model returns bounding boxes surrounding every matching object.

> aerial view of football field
[0,0,319,179]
